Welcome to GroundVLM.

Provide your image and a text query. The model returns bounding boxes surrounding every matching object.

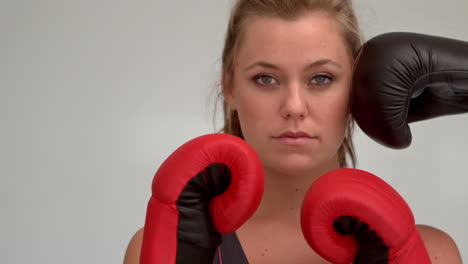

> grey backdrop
[2,0,467,263]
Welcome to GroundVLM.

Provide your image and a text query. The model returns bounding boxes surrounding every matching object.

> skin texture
[123,12,462,264]
[224,14,351,177]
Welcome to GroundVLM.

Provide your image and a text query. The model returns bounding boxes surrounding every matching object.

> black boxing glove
[352,32,468,148]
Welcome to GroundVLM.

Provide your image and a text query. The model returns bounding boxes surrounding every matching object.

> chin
[267,156,321,175]
[265,152,340,176]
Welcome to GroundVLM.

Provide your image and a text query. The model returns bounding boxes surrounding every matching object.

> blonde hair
[217,0,362,168]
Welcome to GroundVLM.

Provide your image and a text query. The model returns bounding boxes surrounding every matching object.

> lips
[273,131,315,146]
[277,131,312,138]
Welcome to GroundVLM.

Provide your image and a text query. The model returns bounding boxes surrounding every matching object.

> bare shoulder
[416,224,462,263]
[123,227,144,264]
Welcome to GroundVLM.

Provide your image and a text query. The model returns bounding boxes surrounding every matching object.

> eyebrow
[245,59,343,71]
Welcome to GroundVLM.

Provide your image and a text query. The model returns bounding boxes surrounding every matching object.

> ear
[221,72,237,110]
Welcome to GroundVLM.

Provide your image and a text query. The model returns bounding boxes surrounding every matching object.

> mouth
[273,131,316,146]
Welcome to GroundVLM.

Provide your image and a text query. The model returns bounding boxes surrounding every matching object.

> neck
[251,157,341,226]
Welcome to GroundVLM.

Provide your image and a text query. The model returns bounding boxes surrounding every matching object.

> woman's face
[224,12,353,175]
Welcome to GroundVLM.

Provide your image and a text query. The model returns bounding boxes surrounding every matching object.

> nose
[280,83,308,120]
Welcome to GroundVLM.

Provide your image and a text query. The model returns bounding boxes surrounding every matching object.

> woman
[124,0,462,263]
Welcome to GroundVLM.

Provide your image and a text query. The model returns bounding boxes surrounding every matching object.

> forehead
[236,12,351,65]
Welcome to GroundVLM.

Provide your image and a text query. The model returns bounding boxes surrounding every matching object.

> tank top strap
[212,232,249,264]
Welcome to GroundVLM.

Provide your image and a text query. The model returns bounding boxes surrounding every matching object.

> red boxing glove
[301,168,430,263]
[140,134,264,264]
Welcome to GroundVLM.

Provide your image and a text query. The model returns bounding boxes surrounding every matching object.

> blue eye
[253,74,277,86]
[311,74,332,85]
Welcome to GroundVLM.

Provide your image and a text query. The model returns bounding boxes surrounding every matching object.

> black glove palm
[334,215,389,264]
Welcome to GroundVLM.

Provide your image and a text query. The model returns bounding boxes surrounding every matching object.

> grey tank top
[212,232,249,264]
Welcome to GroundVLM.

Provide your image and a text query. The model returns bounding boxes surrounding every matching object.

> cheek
[230,77,264,142]
[336,90,351,123]
[236,94,268,133]
[319,86,351,138]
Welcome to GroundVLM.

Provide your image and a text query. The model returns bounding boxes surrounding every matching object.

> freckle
[261,253,265,257]
[295,188,299,192]
[265,249,268,252]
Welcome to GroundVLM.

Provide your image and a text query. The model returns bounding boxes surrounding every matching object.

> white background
[2,0,467,263]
